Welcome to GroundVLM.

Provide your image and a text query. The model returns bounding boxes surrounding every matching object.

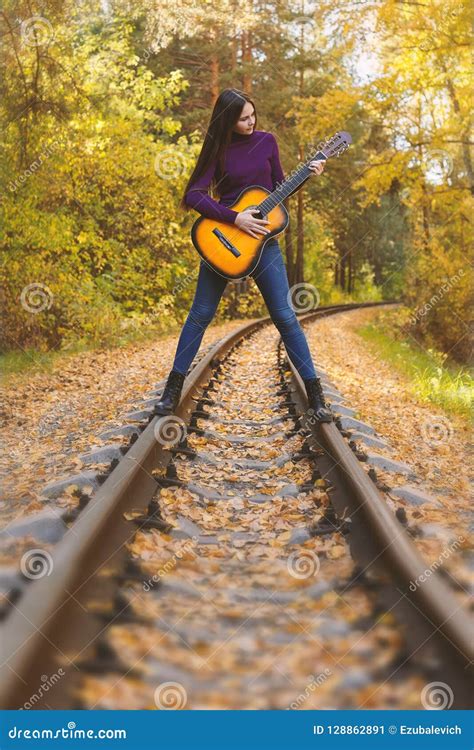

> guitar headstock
[315,131,352,160]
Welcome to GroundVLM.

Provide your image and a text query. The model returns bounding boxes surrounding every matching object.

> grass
[0,311,249,384]
[356,319,473,420]
[0,320,183,384]
[0,347,68,379]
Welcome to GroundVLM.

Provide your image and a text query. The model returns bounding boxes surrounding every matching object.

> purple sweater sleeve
[184,159,239,224]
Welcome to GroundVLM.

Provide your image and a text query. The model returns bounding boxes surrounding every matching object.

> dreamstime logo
[154,149,187,180]
[287,550,320,579]
[409,269,465,325]
[421,415,453,447]
[276,140,326,193]
[8,134,67,193]
[288,669,332,709]
[20,283,53,313]
[20,16,54,47]
[287,282,320,313]
[21,669,65,709]
[154,681,187,710]
[154,415,187,447]
[419,7,462,52]
[409,535,464,592]
[293,14,314,29]
[424,149,454,181]
[140,47,155,63]
[172,267,199,295]
[421,681,454,710]
[143,536,199,591]
[20,549,54,579]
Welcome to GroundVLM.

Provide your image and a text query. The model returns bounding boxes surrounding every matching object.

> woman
[154,88,332,422]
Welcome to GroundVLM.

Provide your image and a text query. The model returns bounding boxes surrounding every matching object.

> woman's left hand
[308,159,326,176]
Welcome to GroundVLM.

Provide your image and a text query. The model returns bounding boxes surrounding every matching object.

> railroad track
[0,301,471,710]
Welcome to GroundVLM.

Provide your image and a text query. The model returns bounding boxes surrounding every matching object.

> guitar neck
[258,151,326,215]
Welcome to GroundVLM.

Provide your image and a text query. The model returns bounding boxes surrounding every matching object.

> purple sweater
[184,129,286,225]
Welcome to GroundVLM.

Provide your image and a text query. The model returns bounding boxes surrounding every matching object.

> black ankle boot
[153,369,186,416]
[303,376,333,423]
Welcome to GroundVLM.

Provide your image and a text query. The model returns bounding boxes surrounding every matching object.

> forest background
[1,0,472,405]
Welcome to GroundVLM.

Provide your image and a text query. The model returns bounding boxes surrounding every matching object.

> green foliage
[357,308,473,419]
[1,0,471,365]
[1,8,195,352]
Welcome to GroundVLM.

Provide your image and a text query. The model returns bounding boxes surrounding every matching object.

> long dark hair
[179,88,257,211]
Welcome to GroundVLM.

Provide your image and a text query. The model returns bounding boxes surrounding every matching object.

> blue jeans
[171,237,317,380]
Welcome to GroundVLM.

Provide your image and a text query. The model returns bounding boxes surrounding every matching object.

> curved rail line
[284,339,472,707]
[0,301,471,709]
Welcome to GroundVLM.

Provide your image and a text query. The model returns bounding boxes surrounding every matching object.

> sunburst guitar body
[191,187,287,280]
[190,130,352,280]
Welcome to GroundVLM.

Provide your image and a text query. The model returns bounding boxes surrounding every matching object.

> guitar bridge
[212,228,241,257]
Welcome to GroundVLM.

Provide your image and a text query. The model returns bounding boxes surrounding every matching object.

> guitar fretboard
[257,151,326,215]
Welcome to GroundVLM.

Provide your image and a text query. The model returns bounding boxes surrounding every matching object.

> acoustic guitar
[191,130,352,280]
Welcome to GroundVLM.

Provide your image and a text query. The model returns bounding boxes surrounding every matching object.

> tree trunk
[441,63,474,195]
[210,37,220,104]
[295,189,304,283]
[294,17,306,285]
[284,199,295,285]
[421,180,431,248]
[231,34,237,76]
[241,30,252,91]
[417,141,431,248]
[339,249,346,291]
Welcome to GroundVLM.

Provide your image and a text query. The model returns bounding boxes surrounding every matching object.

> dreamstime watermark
[154,681,187,709]
[154,148,187,180]
[8,723,127,740]
[287,549,320,579]
[154,414,187,447]
[172,268,199,296]
[20,16,54,47]
[421,414,453,447]
[424,148,454,181]
[287,282,320,313]
[275,135,328,195]
[140,46,155,63]
[20,549,54,579]
[305,404,331,428]
[410,269,465,325]
[20,283,54,314]
[420,681,454,710]
[20,669,65,709]
[293,14,314,29]
[409,535,465,591]
[8,134,67,193]
[143,536,199,591]
[288,668,332,709]
[419,7,462,52]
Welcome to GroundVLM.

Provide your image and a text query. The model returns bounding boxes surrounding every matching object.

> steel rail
[0,316,269,708]
[0,301,396,708]
[286,353,473,707]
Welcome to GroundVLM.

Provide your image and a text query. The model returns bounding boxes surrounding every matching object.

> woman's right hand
[235,208,271,238]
